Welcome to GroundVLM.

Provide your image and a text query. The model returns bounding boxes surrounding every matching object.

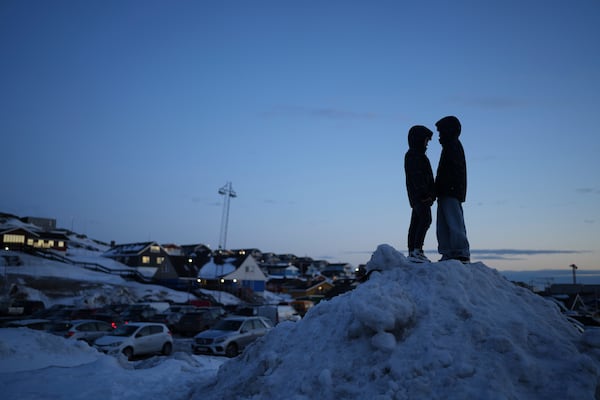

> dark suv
[120,305,158,323]
[173,308,223,337]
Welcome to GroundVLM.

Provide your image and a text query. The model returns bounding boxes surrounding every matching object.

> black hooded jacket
[404,126,435,208]
[435,117,467,202]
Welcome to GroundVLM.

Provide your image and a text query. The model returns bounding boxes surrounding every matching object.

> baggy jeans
[436,196,470,259]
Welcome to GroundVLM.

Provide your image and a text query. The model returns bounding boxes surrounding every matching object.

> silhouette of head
[408,125,433,151]
[435,116,461,142]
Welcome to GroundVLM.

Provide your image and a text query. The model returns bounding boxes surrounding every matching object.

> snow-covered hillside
[0,250,243,307]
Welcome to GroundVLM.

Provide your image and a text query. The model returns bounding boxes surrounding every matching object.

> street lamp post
[218,182,237,250]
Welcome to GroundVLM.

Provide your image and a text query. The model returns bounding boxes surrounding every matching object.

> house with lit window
[102,241,178,281]
[279,277,334,299]
[158,243,213,290]
[197,250,267,295]
[1,227,68,252]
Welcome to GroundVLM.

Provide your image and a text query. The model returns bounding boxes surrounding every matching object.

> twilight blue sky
[1,0,599,271]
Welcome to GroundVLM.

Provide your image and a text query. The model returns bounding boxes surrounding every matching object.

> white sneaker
[408,249,431,263]
[416,250,431,262]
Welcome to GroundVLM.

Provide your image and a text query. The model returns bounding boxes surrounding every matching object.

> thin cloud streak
[576,188,600,194]
[343,249,588,261]
[471,249,589,256]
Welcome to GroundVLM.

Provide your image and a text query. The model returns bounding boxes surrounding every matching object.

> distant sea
[499,269,600,288]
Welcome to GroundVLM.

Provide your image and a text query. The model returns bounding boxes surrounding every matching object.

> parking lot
[0,301,297,361]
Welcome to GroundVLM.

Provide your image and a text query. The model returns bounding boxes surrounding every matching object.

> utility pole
[218,181,237,250]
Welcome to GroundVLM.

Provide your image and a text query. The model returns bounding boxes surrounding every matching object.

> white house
[198,252,267,293]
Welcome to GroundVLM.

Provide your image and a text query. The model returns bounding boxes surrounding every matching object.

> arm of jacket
[435,141,467,202]
[405,152,436,207]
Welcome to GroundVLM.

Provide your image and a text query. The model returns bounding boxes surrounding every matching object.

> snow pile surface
[0,328,99,373]
[194,244,600,400]
[0,328,225,399]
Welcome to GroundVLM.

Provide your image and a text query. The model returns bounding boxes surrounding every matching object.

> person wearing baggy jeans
[434,116,470,262]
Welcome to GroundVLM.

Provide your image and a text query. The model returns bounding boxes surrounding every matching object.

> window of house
[27,239,34,246]
[157,257,164,265]
[3,234,25,244]
[150,245,160,253]
[58,241,64,247]
[142,256,150,264]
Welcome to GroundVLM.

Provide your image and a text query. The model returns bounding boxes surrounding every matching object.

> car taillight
[111,322,117,329]
[168,330,172,336]
[65,331,75,338]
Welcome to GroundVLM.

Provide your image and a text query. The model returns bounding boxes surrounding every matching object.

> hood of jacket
[408,125,433,152]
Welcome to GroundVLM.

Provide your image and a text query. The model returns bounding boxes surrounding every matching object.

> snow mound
[0,328,225,399]
[0,328,100,373]
[193,244,600,400]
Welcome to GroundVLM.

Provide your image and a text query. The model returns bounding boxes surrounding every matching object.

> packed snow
[194,245,600,399]
[0,328,225,399]
[2,244,600,399]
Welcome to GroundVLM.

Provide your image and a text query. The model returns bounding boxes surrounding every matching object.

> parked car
[173,308,223,337]
[94,322,173,361]
[234,304,278,325]
[151,304,200,328]
[96,304,129,315]
[233,304,299,325]
[120,305,158,323]
[47,319,114,344]
[192,316,273,357]
[31,305,77,321]
[276,305,301,323]
[5,318,52,331]
[90,312,124,329]
[68,308,100,320]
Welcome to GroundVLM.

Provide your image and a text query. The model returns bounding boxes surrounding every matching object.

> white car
[94,322,173,360]
[192,316,273,357]
[48,319,114,344]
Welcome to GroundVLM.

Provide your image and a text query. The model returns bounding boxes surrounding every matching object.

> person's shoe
[416,249,431,262]
[407,249,420,262]
[408,249,430,263]
[439,255,469,263]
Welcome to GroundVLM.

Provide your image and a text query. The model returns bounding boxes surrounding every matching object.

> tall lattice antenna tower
[218,181,237,249]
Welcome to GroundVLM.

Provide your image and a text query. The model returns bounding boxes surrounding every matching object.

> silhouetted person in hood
[404,125,435,262]
[435,116,470,262]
